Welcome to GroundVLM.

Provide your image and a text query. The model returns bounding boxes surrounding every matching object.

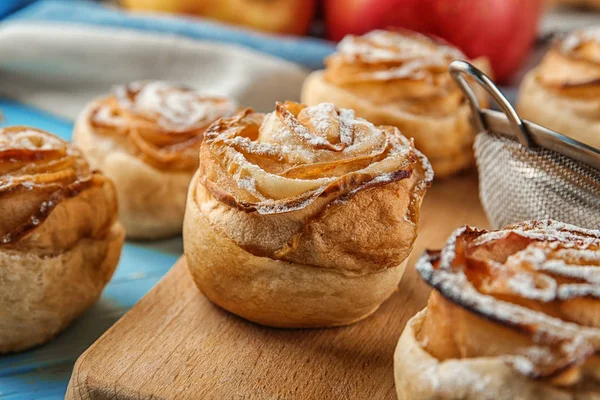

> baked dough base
[183,172,407,328]
[394,309,600,400]
[517,71,600,151]
[0,222,123,353]
[74,100,193,239]
[301,71,476,178]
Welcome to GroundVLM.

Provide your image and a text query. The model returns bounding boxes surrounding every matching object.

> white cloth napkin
[0,21,309,120]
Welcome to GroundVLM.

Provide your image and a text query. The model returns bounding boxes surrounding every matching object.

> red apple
[324,0,544,82]
[122,0,316,36]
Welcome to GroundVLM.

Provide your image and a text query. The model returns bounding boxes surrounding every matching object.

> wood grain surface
[65,171,489,400]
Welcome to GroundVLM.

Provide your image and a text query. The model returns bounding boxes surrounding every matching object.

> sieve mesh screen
[474,132,600,230]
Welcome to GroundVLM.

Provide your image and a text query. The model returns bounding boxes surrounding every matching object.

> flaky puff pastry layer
[184,101,432,328]
[395,221,600,400]
[73,81,237,239]
[518,27,600,150]
[302,30,491,178]
[0,126,124,353]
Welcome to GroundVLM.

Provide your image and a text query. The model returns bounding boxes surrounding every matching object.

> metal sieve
[449,60,600,230]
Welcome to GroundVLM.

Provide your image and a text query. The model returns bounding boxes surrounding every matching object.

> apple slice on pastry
[395,220,600,399]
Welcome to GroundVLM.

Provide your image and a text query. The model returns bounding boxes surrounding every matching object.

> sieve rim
[481,109,600,171]
[449,60,600,172]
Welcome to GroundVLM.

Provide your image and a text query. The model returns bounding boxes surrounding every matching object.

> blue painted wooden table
[0,98,182,399]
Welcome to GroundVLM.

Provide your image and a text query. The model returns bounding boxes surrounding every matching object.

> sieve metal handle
[449,60,533,148]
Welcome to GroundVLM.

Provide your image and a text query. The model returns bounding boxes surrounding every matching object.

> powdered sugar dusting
[561,26,600,53]
[336,30,464,81]
[338,108,355,146]
[508,346,557,377]
[203,101,426,215]
[225,136,284,159]
[339,30,464,63]
[474,220,600,248]
[114,81,236,132]
[417,221,600,379]
[558,284,600,300]
[543,261,600,283]
[304,103,337,134]
[554,248,600,263]
[92,104,125,126]
[506,270,557,302]
[500,222,600,300]
[0,128,64,152]
[278,103,336,149]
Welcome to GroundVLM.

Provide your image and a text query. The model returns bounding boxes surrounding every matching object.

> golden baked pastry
[518,27,600,150]
[183,101,432,328]
[301,29,491,178]
[0,126,124,353]
[73,81,237,239]
[395,220,600,399]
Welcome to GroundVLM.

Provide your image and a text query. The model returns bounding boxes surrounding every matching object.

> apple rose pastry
[395,220,600,400]
[183,101,432,328]
[73,81,237,239]
[301,29,491,178]
[0,126,124,353]
[518,27,600,150]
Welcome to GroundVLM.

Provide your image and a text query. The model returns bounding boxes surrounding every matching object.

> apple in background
[324,0,544,82]
[121,0,316,36]
[121,0,196,13]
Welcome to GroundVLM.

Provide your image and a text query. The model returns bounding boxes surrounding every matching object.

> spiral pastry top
[323,30,470,115]
[535,27,600,97]
[89,81,237,170]
[0,126,117,248]
[196,101,432,273]
[517,26,600,151]
[417,220,600,385]
[302,29,491,178]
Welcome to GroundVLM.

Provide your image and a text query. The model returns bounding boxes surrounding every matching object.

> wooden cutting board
[65,171,489,400]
